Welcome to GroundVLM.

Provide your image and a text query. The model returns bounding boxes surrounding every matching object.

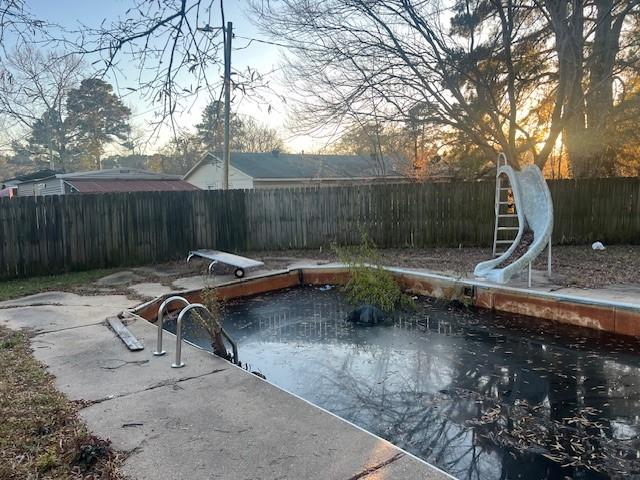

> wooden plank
[107,317,144,351]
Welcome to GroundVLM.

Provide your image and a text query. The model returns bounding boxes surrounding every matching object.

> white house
[183,151,409,190]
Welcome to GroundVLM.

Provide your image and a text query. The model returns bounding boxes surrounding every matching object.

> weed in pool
[191,288,232,360]
[333,232,414,313]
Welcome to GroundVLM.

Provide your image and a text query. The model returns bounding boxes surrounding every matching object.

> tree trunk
[582,0,626,176]
[563,0,629,177]
[546,0,589,177]
[211,333,228,359]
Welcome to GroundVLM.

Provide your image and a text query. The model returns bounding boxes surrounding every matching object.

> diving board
[187,249,264,278]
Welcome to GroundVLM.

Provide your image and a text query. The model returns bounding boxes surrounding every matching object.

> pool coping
[386,266,640,311]
[130,264,640,337]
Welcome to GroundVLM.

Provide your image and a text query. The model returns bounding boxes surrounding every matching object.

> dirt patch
[0,327,125,479]
[3,245,637,303]
[251,245,640,289]
[497,230,535,269]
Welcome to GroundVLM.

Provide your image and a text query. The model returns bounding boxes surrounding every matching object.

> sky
[20,0,318,153]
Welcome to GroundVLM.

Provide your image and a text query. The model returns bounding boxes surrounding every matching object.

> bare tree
[72,0,273,138]
[251,0,563,169]
[0,47,83,169]
[252,0,640,175]
[152,132,204,174]
[542,0,640,176]
[234,115,285,153]
[0,1,45,59]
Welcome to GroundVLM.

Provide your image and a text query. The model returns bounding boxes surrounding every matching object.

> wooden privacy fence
[0,177,638,279]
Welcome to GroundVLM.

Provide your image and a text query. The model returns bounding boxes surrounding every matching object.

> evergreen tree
[66,78,131,170]
[29,108,71,171]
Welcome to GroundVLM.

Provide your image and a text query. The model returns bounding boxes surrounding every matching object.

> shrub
[333,232,414,313]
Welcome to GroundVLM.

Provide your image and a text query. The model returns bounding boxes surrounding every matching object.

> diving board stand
[187,249,264,278]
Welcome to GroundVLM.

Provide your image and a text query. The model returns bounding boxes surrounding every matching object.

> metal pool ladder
[154,296,239,368]
[154,296,190,358]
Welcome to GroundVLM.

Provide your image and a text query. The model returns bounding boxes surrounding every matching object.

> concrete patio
[0,288,449,480]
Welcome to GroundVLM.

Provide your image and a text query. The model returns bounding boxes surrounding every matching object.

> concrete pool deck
[0,290,449,480]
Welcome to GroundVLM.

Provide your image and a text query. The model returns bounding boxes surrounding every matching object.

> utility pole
[222,21,232,190]
[48,132,55,170]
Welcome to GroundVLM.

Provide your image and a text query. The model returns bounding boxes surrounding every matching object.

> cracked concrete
[1,290,449,480]
[0,292,134,334]
[30,320,226,402]
[0,291,133,309]
[127,282,174,299]
[94,270,144,287]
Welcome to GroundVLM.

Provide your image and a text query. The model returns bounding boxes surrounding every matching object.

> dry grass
[0,269,119,303]
[0,326,125,480]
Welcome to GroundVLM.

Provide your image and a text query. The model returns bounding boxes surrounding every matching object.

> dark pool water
[165,287,640,479]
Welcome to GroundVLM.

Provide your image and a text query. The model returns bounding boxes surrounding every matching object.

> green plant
[36,450,60,472]
[333,232,414,313]
[1,331,21,350]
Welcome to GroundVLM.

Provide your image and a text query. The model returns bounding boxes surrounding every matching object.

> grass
[0,326,124,479]
[0,269,118,302]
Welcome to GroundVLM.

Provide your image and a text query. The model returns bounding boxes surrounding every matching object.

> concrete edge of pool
[130,265,640,337]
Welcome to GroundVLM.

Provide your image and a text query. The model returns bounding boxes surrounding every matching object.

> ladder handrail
[154,295,190,356]
[173,303,205,368]
[220,326,239,366]
[172,303,240,368]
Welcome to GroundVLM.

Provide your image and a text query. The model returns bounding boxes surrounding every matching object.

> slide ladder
[492,153,521,258]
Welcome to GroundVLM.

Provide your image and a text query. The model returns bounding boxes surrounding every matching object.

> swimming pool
[164,286,640,479]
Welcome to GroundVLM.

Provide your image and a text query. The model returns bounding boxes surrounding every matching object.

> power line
[233,34,310,51]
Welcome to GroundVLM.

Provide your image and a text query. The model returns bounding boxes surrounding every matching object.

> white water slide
[474,160,554,284]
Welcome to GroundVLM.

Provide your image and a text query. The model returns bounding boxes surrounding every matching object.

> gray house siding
[16,178,64,196]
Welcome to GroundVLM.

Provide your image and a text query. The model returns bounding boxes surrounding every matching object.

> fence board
[0,178,638,279]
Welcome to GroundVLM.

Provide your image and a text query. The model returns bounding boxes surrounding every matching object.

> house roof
[3,168,60,184]
[64,178,199,193]
[59,168,182,181]
[4,167,199,193]
[59,168,199,193]
[185,152,407,180]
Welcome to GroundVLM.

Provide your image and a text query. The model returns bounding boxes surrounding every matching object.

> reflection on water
[166,287,640,479]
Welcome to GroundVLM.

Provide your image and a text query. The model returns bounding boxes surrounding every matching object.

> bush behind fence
[0,178,638,279]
